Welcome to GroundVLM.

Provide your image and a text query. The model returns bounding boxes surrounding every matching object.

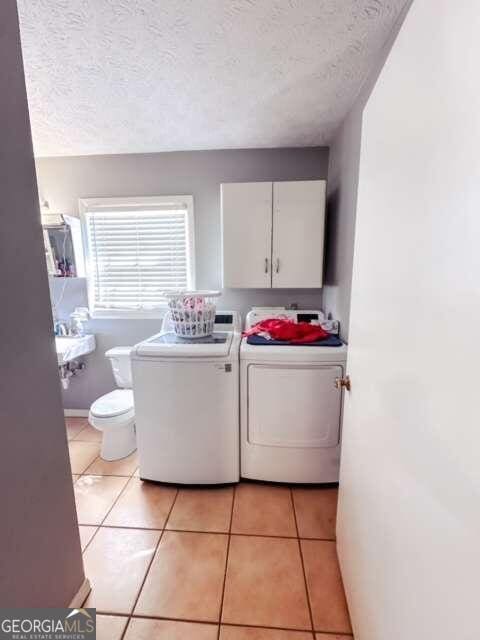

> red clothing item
[243,318,329,344]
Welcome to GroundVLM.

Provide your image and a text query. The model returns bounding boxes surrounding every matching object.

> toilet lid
[90,389,134,418]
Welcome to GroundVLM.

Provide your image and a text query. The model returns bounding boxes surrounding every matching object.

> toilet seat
[90,389,134,419]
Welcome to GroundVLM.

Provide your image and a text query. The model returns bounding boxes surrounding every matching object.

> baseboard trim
[64,409,89,417]
[69,578,91,607]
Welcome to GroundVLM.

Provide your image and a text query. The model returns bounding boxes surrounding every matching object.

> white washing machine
[241,308,348,483]
[131,311,241,484]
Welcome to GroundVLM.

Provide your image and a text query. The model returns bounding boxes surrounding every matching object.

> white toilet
[88,347,136,461]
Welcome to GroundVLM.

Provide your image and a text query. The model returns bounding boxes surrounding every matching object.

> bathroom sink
[55,334,96,365]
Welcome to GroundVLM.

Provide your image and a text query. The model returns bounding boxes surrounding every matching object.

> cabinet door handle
[264,258,269,273]
[275,258,280,273]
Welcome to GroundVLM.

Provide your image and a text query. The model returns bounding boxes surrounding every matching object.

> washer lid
[90,389,134,418]
[134,331,234,357]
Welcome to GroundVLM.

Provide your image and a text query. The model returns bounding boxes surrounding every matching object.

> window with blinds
[81,197,194,314]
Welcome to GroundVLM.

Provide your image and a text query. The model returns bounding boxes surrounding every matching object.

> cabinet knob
[334,375,351,391]
[264,258,269,273]
[275,258,280,273]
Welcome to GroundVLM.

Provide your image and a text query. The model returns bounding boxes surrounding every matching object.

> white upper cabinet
[272,180,326,288]
[221,181,272,288]
[221,180,325,289]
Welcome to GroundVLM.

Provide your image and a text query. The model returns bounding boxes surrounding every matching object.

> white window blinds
[85,202,193,312]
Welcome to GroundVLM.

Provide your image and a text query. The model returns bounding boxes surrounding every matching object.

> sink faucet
[54,321,70,336]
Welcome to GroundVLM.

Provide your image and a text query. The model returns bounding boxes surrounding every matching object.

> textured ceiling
[17,0,406,157]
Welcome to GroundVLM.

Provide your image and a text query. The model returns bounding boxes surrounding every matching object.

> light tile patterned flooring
[67,418,353,640]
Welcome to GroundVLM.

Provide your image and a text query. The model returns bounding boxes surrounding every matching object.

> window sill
[90,307,168,320]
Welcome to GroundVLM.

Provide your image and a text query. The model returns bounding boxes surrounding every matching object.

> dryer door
[248,364,343,448]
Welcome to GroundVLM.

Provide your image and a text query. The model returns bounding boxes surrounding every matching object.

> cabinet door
[221,182,272,288]
[272,180,326,288]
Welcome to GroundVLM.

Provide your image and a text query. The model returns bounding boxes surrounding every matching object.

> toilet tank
[105,347,132,388]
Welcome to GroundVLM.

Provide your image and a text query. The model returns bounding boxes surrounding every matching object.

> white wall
[337,1,480,638]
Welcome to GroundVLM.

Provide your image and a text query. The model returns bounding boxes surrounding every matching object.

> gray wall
[38,147,328,409]
[322,111,362,342]
[0,1,84,606]
[322,2,412,342]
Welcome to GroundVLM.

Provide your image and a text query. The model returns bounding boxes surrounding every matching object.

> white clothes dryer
[240,308,348,483]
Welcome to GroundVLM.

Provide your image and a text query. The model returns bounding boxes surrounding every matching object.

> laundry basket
[164,291,221,338]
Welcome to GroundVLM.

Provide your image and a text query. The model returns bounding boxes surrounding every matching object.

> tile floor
[67,417,353,640]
